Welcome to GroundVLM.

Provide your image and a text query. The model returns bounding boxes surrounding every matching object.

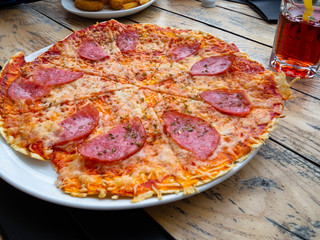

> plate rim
[0,46,260,210]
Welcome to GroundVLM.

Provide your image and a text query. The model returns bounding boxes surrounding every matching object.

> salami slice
[163,111,220,160]
[231,56,265,74]
[8,77,51,100]
[200,89,252,117]
[33,67,83,86]
[78,118,146,162]
[116,30,139,53]
[169,43,200,61]
[54,103,99,146]
[190,55,233,76]
[77,40,109,61]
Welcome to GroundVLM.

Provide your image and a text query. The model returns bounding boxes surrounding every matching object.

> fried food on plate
[139,0,150,4]
[74,0,150,11]
[109,0,124,10]
[75,0,104,11]
[109,0,150,10]
[123,2,139,9]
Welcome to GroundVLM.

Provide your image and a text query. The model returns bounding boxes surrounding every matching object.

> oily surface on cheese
[0,20,290,202]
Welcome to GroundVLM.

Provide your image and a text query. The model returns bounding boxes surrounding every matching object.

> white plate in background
[61,0,156,19]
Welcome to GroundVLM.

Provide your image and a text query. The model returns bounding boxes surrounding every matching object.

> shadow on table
[0,178,173,240]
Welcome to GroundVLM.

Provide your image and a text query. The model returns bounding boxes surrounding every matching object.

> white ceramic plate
[61,0,156,19]
[0,46,260,210]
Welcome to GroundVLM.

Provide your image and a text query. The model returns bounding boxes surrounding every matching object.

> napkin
[245,0,281,23]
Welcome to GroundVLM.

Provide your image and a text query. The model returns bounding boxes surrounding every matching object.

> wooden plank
[271,89,320,165]
[146,140,320,240]
[0,5,72,66]
[215,0,262,19]
[153,0,276,46]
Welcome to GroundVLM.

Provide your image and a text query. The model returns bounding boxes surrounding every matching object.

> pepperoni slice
[163,111,220,160]
[200,89,252,117]
[8,77,51,100]
[54,104,99,146]
[116,30,139,53]
[169,43,200,61]
[190,55,233,76]
[78,118,146,162]
[33,67,83,86]
[77,40,109,61]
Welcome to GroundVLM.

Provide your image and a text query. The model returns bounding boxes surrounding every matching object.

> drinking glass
[270,0,320,78]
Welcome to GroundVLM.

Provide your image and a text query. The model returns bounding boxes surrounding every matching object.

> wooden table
[0,0,319,239]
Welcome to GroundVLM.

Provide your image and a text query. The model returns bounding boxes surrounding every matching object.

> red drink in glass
[270,1,320,78]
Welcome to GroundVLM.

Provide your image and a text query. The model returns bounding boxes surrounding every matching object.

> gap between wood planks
[265,217,310,240]
[270,137,320,169]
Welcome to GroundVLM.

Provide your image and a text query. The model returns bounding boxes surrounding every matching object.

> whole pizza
[0,20,291,202]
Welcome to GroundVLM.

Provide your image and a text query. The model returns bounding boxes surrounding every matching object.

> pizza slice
[48,87,191,202]
[0,52,135,115]
[143,88,286,186]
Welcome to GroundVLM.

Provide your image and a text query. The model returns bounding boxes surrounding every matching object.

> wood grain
[215,0,261,19]
[153,0,276,46]
[271,89,320,165]
[0,5,72,66]
[146,140,320,240]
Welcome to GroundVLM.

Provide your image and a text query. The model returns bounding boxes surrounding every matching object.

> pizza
[0,20,291,202]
